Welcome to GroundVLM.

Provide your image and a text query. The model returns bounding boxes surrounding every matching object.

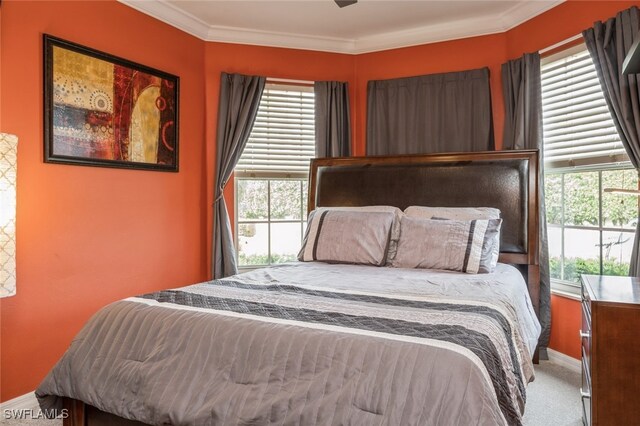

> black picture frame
[43,34,179,172]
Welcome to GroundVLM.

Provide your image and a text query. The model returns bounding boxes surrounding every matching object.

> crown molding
[118,0,565,54]
[351,0,564,54]
[497,0,565,32]
[205,25,356,53]
[119,0,211,40]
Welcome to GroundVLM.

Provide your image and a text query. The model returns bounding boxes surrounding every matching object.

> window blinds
[541,44,627,169]
[236,83,315,177]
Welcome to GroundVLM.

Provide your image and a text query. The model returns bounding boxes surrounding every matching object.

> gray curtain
[502,52,551,357]
[366,67,494,155]
[314,81,352,157]
[212,73,266,279]
[583,6,640,276]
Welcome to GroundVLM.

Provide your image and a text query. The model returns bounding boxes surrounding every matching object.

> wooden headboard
[308,150,540,320]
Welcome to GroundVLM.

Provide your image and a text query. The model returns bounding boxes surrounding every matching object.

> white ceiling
[118,0,564,54]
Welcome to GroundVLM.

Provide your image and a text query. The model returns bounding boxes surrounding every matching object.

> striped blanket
[37,263,539,426]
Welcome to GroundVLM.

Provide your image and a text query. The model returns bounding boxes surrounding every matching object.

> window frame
[233,81,314,270]
[541,43,637,296]
[234,174,309,270]
[545,163,637,295]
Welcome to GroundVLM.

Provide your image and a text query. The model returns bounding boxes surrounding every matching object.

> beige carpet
[3,360,581,425]
[523,360,582,426]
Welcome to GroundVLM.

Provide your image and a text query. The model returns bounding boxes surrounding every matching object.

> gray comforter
[37,262,540,425]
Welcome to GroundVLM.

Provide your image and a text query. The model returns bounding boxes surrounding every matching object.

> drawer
[581,302,591,372]
[581,347,591,395]
[581,390,591,426]
[581,350,592,426]
[581,286,591,317]
[580,329,591,372]
[581,300,591,334]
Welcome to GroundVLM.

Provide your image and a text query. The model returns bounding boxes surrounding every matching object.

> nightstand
[580,274,640,426]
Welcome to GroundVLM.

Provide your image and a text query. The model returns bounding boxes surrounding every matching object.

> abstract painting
[44,35,179,171]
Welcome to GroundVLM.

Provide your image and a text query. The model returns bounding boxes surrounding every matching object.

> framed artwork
[43,35,179,172]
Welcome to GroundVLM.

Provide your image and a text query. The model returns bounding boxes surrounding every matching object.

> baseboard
[547,348,581,373]
[0,392,39,411]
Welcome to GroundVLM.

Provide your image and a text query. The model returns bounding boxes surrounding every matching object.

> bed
[37,150,542,426]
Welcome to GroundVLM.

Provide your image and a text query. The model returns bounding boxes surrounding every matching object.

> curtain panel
[366,67,494,155]
[582,6,640,276]
[501,52,551,357]
[314,81,352,158]
[212,73,266,279]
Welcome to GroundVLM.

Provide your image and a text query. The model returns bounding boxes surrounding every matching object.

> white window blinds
[236,83,315,177]
[541,44,628,169]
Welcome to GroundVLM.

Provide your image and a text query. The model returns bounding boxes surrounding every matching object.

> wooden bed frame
[62,149,541,425]
[309,150,540,324]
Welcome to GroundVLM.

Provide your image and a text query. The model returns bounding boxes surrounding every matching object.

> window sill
[551,288,582,301]
[550,279,582,300]
[238,266,266,273]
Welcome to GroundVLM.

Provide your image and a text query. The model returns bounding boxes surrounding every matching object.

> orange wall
[0,0,208,401]
[2,0,639,402]
[549,294,582,359]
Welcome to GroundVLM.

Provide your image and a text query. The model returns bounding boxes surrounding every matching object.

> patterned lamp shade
[0,133,18,298]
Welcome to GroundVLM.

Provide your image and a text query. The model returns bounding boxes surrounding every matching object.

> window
[235,83,314,267]
[542,44,638,293]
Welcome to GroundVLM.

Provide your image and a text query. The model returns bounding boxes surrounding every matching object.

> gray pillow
[298,209,395,266]
[404,206,502,272]
[392,216,503,274]
[302,206,403,263]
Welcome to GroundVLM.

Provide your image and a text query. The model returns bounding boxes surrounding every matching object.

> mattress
[37,262,540,426]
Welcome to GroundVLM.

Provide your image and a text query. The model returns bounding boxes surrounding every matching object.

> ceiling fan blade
[334,0,357,8]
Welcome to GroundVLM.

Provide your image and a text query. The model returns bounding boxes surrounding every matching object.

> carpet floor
[522,360,582,426]
[4,360,582,425]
